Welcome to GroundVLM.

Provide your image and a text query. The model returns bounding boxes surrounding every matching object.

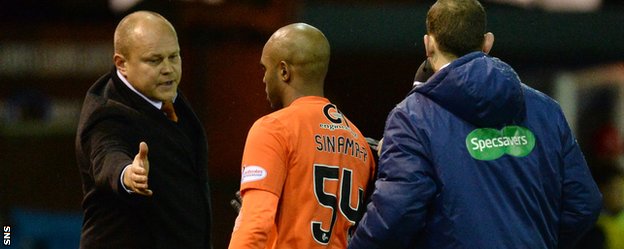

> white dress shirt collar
[116,70,177,109]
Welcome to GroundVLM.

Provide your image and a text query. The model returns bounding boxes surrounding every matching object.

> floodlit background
[1,1,623,248]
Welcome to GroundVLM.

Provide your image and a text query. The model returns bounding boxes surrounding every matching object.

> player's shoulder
[257,107,295,123]
[259,100,320,123]
[249,109,292,135]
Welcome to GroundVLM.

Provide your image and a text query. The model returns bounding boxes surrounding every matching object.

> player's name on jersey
[314,134,369,162]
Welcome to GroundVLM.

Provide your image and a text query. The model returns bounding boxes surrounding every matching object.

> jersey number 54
[312,164,363,245]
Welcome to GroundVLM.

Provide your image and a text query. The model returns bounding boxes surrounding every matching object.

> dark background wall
[1,1,623,248]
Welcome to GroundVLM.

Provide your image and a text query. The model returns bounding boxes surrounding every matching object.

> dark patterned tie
[161,101,178,122]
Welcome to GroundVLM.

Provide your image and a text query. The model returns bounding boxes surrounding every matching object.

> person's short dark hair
[426,0,486,57]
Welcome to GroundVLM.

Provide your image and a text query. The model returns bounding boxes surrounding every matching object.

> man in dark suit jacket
[75,11,212,249]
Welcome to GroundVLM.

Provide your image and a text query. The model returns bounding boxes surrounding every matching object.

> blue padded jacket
[349,52,602,249]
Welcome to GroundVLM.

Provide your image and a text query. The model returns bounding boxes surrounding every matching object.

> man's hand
[123,142,153,196]
[366,137,384,157]
[230,191,242,213]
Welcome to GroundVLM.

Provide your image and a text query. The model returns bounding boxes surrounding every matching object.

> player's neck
[430,53,455,72]
[283,83,324,107]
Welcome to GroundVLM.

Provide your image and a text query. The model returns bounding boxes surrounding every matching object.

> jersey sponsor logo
[320,104,358,138]
[465,125,536,160]
[323,104,345,124]
[241,165,267,183]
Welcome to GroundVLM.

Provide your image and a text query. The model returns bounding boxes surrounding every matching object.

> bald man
[76,11,212,248]
[227,23,376,249]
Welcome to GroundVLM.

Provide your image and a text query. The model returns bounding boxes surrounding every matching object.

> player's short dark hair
[426,0,486,57]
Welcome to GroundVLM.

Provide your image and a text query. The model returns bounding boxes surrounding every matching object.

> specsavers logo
[466,126,536,160]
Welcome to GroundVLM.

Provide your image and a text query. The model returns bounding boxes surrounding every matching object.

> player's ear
[114,53,128,75]
[424,34,440,58]
[482,32,495,54]
[424,34,433,57]
[279,61,291,83]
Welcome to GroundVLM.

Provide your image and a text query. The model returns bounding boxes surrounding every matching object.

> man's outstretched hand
[123,142,153,196]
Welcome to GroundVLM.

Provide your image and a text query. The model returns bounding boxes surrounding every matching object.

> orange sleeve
[228,189,279,249]
[240,116,288,197]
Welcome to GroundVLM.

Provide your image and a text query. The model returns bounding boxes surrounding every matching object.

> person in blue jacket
[348,0,602,248]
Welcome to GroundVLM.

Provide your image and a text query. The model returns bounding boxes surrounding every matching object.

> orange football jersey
[232,96,375,249]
